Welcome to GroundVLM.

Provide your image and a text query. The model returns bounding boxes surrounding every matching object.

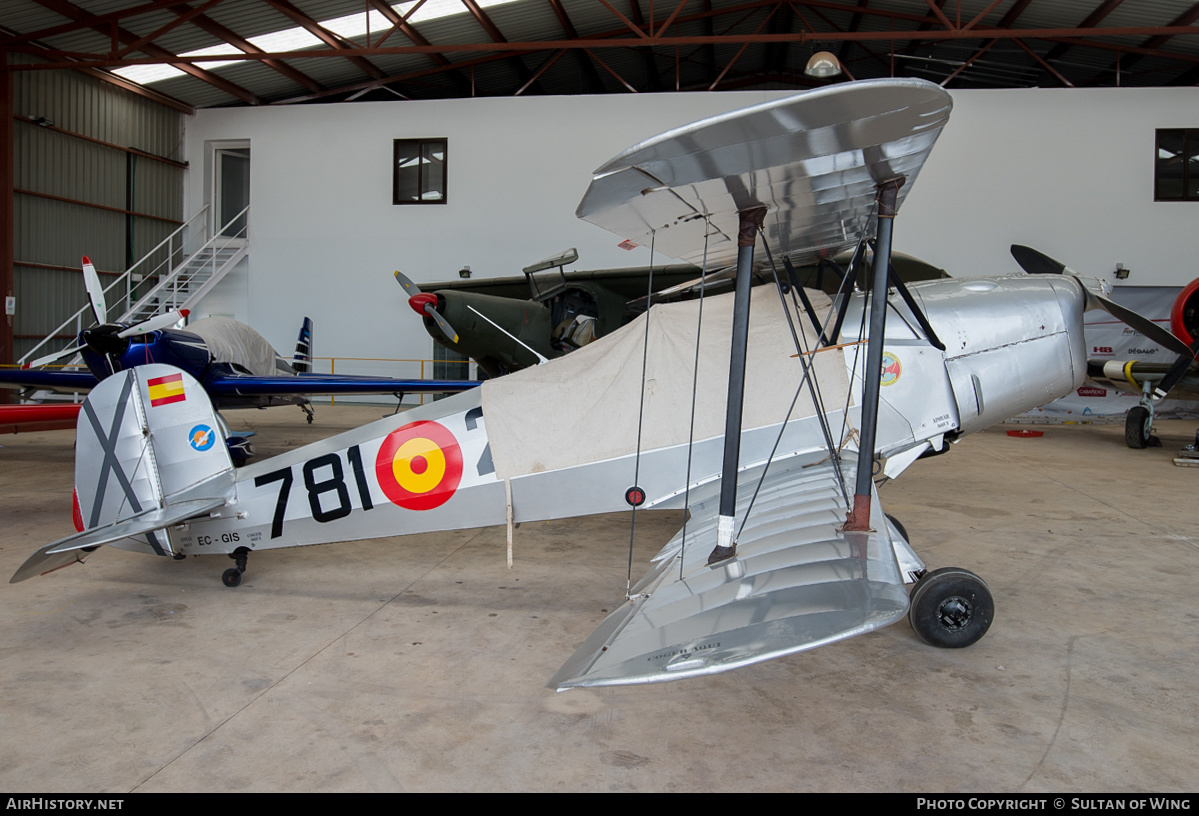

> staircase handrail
[18,205,212,366]
[118,204,250,323]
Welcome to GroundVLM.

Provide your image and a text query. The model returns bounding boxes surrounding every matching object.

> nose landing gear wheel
[908,567,993,648]
[1125,405,1154,449]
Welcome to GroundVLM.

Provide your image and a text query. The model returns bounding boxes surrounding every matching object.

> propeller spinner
[394,271,459,344]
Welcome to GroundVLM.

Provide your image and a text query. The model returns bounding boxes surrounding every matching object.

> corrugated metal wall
[11,54,185,361]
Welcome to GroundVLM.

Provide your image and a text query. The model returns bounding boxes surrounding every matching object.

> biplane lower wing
[551,459,914,690]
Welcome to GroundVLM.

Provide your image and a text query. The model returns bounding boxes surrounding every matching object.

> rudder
[74,364,234,555]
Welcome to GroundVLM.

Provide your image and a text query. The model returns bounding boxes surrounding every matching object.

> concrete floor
[0,403,1196,793]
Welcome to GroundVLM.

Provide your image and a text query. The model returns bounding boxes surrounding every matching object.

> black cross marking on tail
[81,374,167,556]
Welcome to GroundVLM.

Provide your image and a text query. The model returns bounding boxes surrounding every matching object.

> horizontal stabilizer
[551,461,909,689]
[11,496,227,583]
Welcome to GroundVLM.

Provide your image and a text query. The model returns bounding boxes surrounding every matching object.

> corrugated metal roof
[3,0,1198,109]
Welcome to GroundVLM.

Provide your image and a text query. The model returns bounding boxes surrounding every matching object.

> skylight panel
[110,0,525,88]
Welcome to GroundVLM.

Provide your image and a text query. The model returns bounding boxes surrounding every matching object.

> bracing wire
[676,219,713,580]
[734,230,850,539]
[624,232,656,596]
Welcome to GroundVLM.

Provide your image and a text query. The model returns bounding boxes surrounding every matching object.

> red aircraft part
[0,403,81,435]
[409,293,438,315]
[1169,278,1199,347]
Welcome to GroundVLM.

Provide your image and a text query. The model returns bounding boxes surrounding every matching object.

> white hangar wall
[899,87,1198,286]
[182,92,780,371]
[182,87,1197,368]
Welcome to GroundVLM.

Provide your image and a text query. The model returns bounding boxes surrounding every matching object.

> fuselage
[101,274,1088,562]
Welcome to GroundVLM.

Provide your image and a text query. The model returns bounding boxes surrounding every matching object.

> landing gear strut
[222,547,250,587]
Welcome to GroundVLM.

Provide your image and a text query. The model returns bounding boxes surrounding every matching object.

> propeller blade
[1012,245,1193,357]
[425,306,459,345]
[117,308,187,338]
[1153,340,1199,399]
[1088,292,1194,358]
[1010,245,1072,276]
[393,270,423,299]
[407,293,459,344]
[81,256,107,325]
[29,344,86,369]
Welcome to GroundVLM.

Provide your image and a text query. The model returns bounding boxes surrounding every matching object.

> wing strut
[843,178,905,531]
[782,256,824,339]
[707,206,767,566]
[885,255,946,352]
[819,241,865,348]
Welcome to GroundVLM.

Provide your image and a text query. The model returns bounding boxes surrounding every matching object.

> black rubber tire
[221,568,243,588]
[1125,405,1152,449]
[908,567,993,648]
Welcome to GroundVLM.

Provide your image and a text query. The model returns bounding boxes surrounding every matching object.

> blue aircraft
[1,257,477,459]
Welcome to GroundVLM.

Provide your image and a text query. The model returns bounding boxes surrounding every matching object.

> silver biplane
[10,79,1174,690]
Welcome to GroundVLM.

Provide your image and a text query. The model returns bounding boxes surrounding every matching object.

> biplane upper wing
[551,460,911,689]
[576,78,952,268]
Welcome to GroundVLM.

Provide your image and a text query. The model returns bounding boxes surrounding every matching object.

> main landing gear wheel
[908,567,994,648]
[222,547,250,587]
[1125,405,1154,449]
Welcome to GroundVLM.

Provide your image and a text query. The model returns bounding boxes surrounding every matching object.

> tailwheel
[222,547,250,588]
[908,567,993,648]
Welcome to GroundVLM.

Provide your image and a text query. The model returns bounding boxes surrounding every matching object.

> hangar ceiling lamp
[804,51,843,79]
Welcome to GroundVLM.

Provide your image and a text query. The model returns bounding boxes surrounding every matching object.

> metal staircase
[19,204,249,371]
[15,205,249,402]
[119,243,247,326]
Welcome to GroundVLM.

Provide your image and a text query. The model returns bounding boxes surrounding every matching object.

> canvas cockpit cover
[481,286,849,479]
[186,317,285,377]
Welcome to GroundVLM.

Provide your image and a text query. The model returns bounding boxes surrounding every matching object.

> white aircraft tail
[11,364,235,582]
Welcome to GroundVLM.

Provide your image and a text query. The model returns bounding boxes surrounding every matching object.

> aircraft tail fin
[12,364,236,582]
[292,317,314,373]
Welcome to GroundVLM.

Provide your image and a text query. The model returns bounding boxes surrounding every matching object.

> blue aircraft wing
[0,368,99,393]
[204,372,480,397]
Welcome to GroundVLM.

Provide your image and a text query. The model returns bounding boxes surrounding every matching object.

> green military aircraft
[396,246,947,378]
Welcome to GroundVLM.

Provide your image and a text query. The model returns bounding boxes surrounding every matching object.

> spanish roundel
[375,421,463,511]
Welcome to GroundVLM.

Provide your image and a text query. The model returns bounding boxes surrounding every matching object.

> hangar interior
[1,0,1198,794]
